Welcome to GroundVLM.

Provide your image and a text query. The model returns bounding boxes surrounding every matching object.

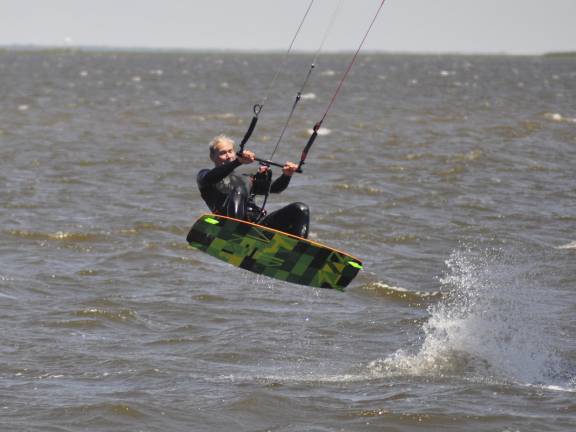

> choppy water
[1,49,575,431]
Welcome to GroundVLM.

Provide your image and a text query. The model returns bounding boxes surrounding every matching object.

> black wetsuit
[197,160,310,238]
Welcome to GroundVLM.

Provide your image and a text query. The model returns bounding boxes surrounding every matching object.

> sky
[2,0,575,55]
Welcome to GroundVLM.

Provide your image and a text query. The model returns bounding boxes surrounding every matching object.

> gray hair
[209,134,235,161]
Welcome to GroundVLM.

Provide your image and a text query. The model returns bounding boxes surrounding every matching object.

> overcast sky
[2,0,575,55]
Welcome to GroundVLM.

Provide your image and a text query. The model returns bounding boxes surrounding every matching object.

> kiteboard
[186,214,362,290]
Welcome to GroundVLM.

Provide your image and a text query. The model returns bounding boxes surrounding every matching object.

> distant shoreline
[542,51,576,58]
[0,45,574,58]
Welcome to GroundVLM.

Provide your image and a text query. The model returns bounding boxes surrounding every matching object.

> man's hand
[237,150,256,164]
[282,161,299,177]
[257,165,270,175]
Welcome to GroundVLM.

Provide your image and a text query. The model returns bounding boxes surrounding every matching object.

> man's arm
[197,160,241,188]
[269,174,291,193]
[269,161,298,193]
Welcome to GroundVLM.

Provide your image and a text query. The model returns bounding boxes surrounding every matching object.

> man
[197,135,310,238]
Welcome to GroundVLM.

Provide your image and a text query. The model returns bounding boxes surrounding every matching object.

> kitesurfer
[197,135,310,238]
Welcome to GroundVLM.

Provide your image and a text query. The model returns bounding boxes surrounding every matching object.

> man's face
[213,141,236,166]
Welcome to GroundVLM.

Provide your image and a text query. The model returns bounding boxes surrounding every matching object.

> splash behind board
[186,214,362,290]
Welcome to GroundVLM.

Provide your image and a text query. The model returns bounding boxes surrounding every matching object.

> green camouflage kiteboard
[186,214,362,290]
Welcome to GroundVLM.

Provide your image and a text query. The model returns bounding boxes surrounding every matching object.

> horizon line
[1,43,567,58]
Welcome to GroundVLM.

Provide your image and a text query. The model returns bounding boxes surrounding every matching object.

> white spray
[371,246,570,388]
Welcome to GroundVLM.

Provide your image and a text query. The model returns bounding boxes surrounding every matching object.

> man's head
[209,135,236,166]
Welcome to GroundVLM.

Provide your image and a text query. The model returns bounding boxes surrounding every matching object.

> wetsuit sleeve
[197,160,242,189]
[269,174,292,194]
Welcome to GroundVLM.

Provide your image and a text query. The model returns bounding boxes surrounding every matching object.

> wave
[50,402,145,419]
[73,307,138,323]
[6,229,103,242]
[487,121,542,139]
[300,92,316,100]
[542,112,576,124]
[320,69,336,77]
[5,222,185,243]
[306,127,331,136]
[333,183,383,196]
[360,281,441,304]
[47,319,106,329]
[176,112,238,122]
[556,241,576,250]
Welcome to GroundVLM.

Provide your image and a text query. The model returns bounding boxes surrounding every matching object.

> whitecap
[556,241,576,250]
[362,281,441,302]
[307,127,331,136]
[300,92,316,100]
[543,112,576,123]
[320,69,336,77]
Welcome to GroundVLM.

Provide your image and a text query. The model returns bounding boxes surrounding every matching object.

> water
[1,49,575,431]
